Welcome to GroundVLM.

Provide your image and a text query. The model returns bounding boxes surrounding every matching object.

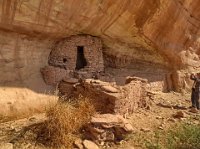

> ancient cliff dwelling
[41,35,105,85]
[1,0,200,148]
[48,35,104,72]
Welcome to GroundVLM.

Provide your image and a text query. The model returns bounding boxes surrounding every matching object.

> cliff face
[0,0,200,67]
[0,0,200,116]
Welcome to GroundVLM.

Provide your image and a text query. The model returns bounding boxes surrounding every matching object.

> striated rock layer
[0,0,200,116]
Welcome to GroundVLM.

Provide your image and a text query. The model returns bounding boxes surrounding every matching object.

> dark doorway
[76,46,87,70]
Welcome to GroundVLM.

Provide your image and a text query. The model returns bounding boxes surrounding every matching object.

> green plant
[166,123,200,149]
[143,123,200,149]
[145,131,162,149]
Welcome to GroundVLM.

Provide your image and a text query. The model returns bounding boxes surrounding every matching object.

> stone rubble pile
[74,114,134,149]
[85,114,134,143]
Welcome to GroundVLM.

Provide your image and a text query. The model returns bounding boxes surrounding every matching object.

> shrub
[145,131,162,149]
[167,123,200,149]
[145,123,200,149]
[37,96,96,148]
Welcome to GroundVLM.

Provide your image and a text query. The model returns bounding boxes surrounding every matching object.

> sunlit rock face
[0,0,200,116]
[0,0,200,67]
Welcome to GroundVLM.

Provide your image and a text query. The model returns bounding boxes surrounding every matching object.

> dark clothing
[191,88,196,107]
[194,92,200,109]
[190,75,200,109]
[190,75,200,92]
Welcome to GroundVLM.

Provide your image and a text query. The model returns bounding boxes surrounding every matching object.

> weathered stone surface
[0,143,13,149]
[41,35,105,90]
[83,140,99,149]
[41,66,69,85]
[173,111,186,119]
[101,85,119,93]
[1,0,200,117]
[0,0,200,71]
[91,114,134,131]
[48,35,104,72]
[140,128,151,132]
[0,31,58,117]
[125,76,148,84]
[92,114,123,124]
[73,78,147,115]
[85,114,133,142]
[74,139,83,149]
[125,146,135,149]
[63,78,78,84]
[58,81,75,97]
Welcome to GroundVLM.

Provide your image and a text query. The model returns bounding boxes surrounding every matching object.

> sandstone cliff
[0,0,200,117]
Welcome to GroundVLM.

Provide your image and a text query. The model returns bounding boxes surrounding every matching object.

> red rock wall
[1,0,200,117]
[0,0,199,69]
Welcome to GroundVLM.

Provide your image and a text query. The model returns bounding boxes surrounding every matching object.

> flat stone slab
[63,77,78,84]
[83,140,99,149]
[101,85,119,93]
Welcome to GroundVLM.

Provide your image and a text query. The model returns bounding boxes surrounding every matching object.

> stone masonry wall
[60,77,148,115]
[49,35,104,72]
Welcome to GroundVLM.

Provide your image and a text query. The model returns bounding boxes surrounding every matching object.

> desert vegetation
[128,121,200,149]
[36,96,96,148]
[146,123,200,149]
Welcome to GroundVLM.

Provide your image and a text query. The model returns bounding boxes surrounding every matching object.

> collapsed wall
[59,77,148,115]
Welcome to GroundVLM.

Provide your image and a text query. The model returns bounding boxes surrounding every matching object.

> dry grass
[37,96,96,148]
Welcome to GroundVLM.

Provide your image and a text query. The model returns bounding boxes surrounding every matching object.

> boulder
[91,114,126,124]
[173,111,186,119]
[83,140,99,149]
[140,128,151,132]
[85,114,134,142]
[74,139,83,149]
[125,76,148,84]
[63,78,78,84]
[101,85,119,93]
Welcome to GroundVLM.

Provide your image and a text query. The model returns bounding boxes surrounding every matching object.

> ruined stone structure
[41,35,104,85]
[85,114,134,143]
[49,35,104,72]
[40,35,149,115]
[59,77,148,115]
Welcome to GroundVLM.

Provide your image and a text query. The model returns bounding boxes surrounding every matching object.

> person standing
[190,73,197,108]
[190,73,200,110]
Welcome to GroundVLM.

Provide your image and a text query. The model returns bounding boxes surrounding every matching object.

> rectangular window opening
[75,46,87,70]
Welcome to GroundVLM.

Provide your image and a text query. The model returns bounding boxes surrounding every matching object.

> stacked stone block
[48,35,104,72]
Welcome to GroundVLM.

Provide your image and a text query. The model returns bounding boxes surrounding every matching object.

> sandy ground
[0,92,199,149]
[0,87,57,122]
[112,92,200,149]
